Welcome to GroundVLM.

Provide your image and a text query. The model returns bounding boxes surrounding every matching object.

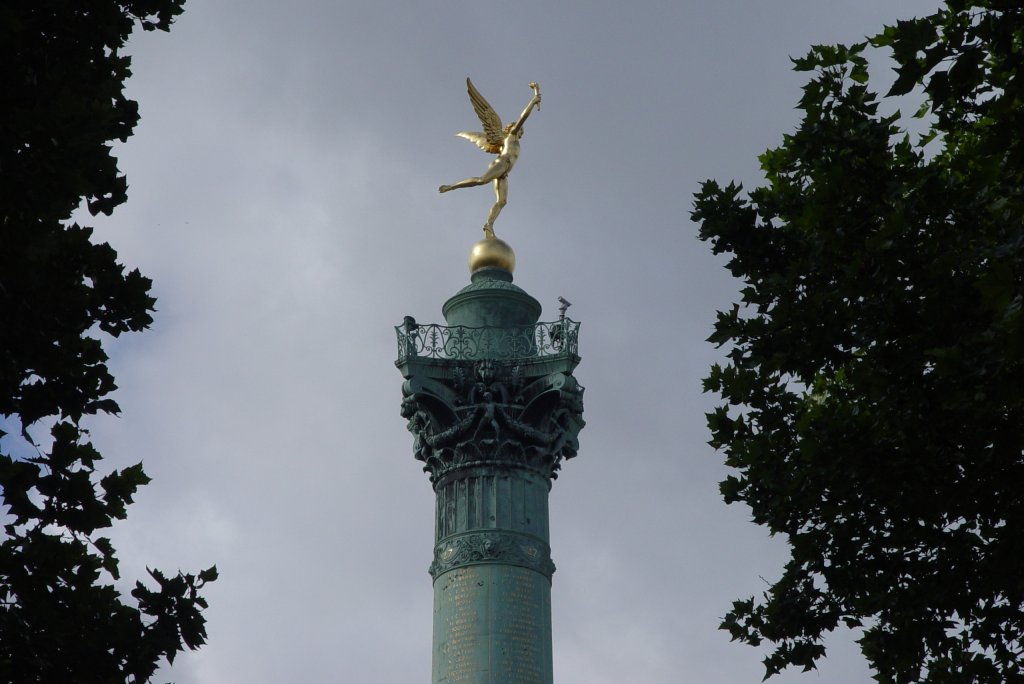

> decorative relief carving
[429,531,555,579]
[400,357,585,482]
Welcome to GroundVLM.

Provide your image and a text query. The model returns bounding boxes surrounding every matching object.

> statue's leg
[440,157,510,194]
[439,176,488,193]
[483,177,508,238]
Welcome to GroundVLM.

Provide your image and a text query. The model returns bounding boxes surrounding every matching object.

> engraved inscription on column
[433,564,553,684]
[434,566,486,683]
[490,565,551,684]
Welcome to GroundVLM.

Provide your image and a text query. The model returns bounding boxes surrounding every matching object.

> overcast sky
[53,1,940,682]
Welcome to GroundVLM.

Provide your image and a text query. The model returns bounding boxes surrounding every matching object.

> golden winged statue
[439,78,542,239]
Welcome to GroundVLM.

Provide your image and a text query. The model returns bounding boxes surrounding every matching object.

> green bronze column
[396,237,585,684]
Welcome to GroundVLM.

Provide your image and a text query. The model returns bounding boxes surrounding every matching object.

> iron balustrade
[396,319,579,362]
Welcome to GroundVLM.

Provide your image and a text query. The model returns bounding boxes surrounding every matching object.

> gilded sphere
[468,237,516,273]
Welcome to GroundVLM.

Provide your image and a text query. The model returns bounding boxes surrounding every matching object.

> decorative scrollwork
[396,319,580,363]
[428,530,555,579]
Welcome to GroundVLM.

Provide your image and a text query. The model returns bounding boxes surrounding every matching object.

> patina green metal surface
[442,268,541,328]
[433,564,553,684]
[397,265,584,683]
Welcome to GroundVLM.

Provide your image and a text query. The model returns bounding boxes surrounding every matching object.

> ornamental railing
[396,319,579,363]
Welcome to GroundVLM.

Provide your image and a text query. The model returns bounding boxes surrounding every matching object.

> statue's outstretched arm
[509,82,541,136]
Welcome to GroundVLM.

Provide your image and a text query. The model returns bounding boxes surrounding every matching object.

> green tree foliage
[693,2,1023,682]
[0,3,216,681]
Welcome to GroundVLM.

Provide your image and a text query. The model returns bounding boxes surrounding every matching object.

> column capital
[400,356,584,483]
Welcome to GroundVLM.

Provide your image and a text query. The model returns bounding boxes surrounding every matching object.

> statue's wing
[466,78,504,150]
[455,131,501,154]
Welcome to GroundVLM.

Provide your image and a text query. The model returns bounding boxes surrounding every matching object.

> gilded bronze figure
[439,79,542,239]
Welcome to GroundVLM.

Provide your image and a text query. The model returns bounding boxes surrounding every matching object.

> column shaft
[430,467,554,684]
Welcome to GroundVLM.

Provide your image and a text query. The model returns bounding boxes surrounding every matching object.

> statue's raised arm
[509,82,541,137]
[439,79,542,240]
